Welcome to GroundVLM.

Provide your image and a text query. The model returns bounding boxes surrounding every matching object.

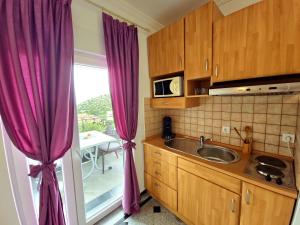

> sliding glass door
[72,64,124,224]
[0,57,123,225]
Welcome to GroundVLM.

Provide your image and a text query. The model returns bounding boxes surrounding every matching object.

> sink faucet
[199,136,212,149]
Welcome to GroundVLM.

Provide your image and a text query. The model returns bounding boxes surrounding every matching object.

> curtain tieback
[123,140,136,150]
[28,163,56,186]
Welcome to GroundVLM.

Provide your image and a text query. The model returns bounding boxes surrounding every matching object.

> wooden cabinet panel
[151,159,177,190]
[243,0,300,78]
[178,158,241,194]
[144,156,177,190]
[213,0,300,83]
[178,169,240,225]
[144,144,177,166]
[212,8,248,83]
[240,182,295,225]
[144,144,177,190]
[148,19,184,77]
[150,97,200,109]
[185,1,212,79]
[145,172,177,212]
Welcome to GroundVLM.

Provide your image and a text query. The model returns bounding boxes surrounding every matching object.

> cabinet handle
[154,151,161,156]
[179,56,182,68]
[215,65,219,77]
[230,199,236,213]
[246,189,251,205]
[205,59,209,71]
[154,182,160,187]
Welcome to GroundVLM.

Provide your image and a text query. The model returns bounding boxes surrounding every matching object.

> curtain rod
[85,0,150,32]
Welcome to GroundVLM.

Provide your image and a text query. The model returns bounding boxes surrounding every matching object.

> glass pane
[28,159,67,222]
[74,64,124,219]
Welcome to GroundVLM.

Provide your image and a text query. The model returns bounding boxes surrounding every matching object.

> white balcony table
[79,131,118,179]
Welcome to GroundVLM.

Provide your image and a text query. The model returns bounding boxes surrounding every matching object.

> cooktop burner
[255,155,286,169]
[244,154,295,189]
[256,164,284,178]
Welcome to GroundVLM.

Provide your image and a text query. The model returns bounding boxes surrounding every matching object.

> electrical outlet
[222,126,230,134]
[282,133,295,143]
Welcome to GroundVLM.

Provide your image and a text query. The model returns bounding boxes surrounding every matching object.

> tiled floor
[96,193,185,225]
[123,199,185,225]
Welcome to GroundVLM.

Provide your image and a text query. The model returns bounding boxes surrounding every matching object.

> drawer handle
[154,182,160,187]
[153,161,161,165]
[154,152,161,156]
[230,199,236,213]
[246,189,251,205]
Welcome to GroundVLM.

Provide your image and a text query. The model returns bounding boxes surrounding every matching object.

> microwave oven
[153,76,183,97]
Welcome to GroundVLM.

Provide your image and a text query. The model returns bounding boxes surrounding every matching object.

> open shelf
[185,78,210,97]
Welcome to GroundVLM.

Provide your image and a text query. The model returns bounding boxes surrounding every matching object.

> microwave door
[162,80,172,95]
[154,82,164,96]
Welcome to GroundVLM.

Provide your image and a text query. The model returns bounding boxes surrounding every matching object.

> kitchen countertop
[143,135,298,199]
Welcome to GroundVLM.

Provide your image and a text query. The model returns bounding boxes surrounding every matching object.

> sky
[74,64,110,104]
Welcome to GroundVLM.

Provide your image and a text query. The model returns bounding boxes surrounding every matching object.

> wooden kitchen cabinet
[148,18,184,77]
[185,1,212,80]
[178,169,240,225]
[243,0,300,78]
[144,144,177,190]
[240,182,295,225]
[213,0,300,83]
[144,144,178,212]
[212,7,248,83]
[145,173,177,212]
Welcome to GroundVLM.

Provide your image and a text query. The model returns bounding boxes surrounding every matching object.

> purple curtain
[102,13,140,214]
[0,1,74,225]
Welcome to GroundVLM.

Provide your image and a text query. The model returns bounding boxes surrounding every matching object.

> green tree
[77,95,114,132]
[77,95,112,119]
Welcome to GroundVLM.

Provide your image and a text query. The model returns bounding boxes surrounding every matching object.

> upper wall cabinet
[185,1,213,80]
[213,0,300,83]
[148,19,184,77]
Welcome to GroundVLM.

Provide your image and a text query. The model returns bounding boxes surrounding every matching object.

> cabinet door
[213,0,300,83]
[148,19,184,77]
[243,0,300,78]
[240,182,295,225]
[212,9,248,83]
[178,169,240,225]
[185,1,212,79]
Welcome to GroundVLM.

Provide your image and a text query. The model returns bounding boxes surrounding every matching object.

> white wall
[72,0,105,55]
[135,30,151,192]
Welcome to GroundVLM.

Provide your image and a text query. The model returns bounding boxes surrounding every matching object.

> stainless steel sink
[165,138,240,164]
[197,144,240,164]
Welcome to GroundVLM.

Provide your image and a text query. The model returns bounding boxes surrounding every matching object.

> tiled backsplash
[144,94,300,157]
[144,99,166,138]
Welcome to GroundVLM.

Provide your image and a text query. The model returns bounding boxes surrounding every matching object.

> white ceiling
[122,0,208,25]
[123,0,262,26]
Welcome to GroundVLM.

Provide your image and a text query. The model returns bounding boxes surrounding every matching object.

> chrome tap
[199,136,212,149]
